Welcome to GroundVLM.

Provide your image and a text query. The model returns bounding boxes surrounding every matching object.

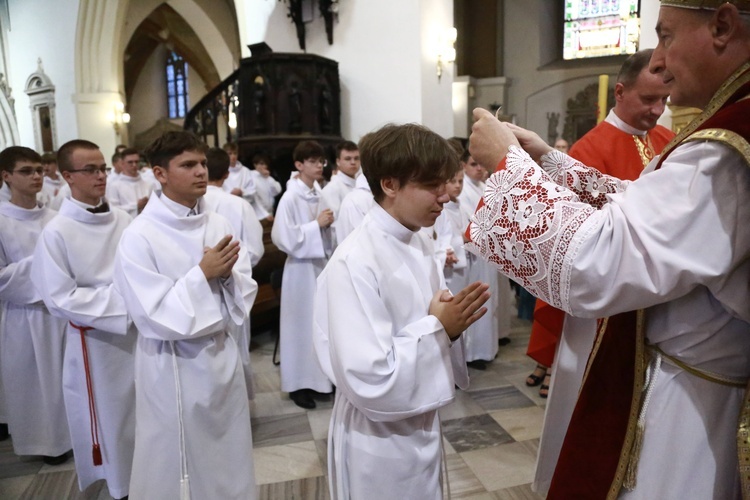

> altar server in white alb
[0,146,70,464]
[458,150,512,368]
[222,142,270,220]
[41,152,66,209]
[319,140,360,248]
[271,140,334,410]
[249,154,282,217]
[441,169,470,297]
[32,139,136,499]
[335,170,373,244]
[107,147,153,217]
[204,146,264,398]
[314,124,491,500]
[113,131,258,500]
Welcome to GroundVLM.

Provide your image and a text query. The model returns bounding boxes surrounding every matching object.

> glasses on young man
[68,166,112,176]
[304,159,328,167]
[12,167,45,176]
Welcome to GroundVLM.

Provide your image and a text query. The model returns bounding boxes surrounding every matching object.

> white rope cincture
[170,341,191,500]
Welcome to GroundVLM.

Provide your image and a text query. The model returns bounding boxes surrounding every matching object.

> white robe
[139,168,162,193]
[459,177,509,360]
[314,203,469,500]
[113,192,258,500]
[441,200,469,296]
[321,172,358,250]
[224,161,270,219]
[250,169,282,216]
[335,173,374,245]
[466,143,750,499]
[204,184,265,398]
[107,173,153,218]
[271,178,333,394]
[42,176,66,210]
[31,199,136,498]
[0,201,70,456]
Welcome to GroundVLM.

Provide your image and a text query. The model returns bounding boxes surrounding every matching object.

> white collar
[160,192,200,217]
[607,109,648,137]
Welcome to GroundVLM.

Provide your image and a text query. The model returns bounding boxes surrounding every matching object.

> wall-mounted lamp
[108,102,130,135]
[437,27,457,81]
[228,95,239,130]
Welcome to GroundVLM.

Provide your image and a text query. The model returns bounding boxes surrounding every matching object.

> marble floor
[0,317,546,499]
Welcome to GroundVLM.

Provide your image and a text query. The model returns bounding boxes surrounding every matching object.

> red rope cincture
[69,321,102,467]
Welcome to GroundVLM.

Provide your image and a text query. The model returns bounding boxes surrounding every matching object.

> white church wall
[418,0,455,139]
[7,0,80,150]
[239,0,453,141]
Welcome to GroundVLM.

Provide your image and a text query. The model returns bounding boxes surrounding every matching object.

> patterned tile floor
[0,317,546,499]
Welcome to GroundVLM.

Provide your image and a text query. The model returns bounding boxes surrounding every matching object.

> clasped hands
[430,281,491,341]
[200,235,240,280]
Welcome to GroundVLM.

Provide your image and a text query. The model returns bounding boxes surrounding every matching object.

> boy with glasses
[32,139,135,499]
[0,146,70,465]
[271,140,334,409]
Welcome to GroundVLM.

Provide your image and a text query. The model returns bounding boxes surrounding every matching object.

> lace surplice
[465,146,629,310]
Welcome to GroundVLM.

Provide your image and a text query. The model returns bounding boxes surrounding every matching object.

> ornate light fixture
[437,27,457,81]
[108,102,130,135]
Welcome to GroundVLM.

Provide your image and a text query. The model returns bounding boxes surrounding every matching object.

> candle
[598,74,609,124]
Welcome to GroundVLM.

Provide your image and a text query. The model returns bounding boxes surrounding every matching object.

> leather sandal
[539,373,552,399]
[526,364,547,387]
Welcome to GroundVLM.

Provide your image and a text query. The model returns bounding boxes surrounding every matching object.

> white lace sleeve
[465,146,598,311]
[540,149,631,209]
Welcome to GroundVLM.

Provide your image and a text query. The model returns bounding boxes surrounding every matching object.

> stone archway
[73,0,240,153]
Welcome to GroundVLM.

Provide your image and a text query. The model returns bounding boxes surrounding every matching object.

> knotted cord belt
[69,321,102,466]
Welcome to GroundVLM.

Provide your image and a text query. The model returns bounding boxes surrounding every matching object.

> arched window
[166,51,189,119]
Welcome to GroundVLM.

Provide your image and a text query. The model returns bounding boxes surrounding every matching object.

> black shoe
[0,423,8,441]
[43,451,70,466]
[290,390,316,409]
[467,360,488,370]
[498,337,511,346]
[309,390,333,401]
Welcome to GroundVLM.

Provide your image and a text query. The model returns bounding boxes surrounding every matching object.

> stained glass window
[166,51,189,118]
[563,0,640,60]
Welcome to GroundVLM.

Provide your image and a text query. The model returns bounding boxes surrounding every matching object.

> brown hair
[335,140,358,158]
[293,140,325,163]
[0,146,42,173]
[57,140,99,173]
[145,131,207,169]
[617,49,655,87]
[206,147,231,182]
[359,123,459,202]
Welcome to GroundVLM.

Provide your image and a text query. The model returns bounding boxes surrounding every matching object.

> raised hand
[469,108,520,170]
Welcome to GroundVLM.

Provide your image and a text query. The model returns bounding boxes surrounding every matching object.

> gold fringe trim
[623,422,645,490]
[606,310,647,500]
